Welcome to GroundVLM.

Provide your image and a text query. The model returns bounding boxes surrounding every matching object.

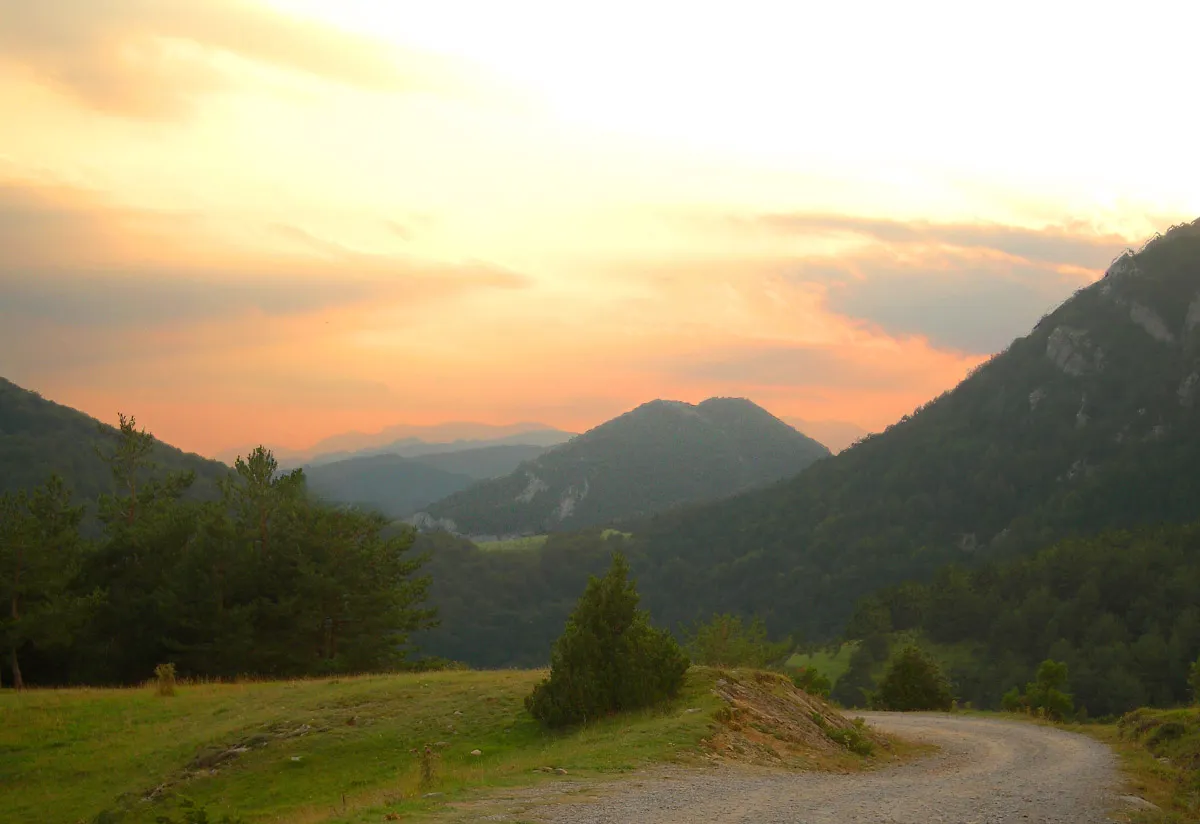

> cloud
[709,212,1134,353]
[0,176,527,336]
[741,212,1131,270]
[663,342,957,392]
[805,251,1093,353]
[0,0,485,118]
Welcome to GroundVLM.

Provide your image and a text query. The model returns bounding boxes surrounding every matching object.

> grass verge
[1073,708,1199,823]
[1,667,902,824]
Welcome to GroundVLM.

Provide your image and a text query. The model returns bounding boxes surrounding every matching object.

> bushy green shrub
[525,553,689,727]
[809,710,874,755]
[1024,660,1073,720]
[154,663,177,697]
[872,645,953,711]
[1001,686,1024,713]
[1004,659,1074,720]
[791,666,832,698]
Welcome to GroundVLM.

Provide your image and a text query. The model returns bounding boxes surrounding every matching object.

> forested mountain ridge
[0,378,231,502]
[418,397,831,537]
[617,218,1200,642]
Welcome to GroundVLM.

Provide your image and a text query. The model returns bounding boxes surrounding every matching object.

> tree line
[842,523,1200,717]
[0,415,434,688]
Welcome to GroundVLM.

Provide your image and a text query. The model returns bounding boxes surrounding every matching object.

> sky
[1,0,1197,460]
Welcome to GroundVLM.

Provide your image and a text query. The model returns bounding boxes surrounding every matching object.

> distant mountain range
[0,378,230,503]
[215,423,574,467]
[417,397,831,538]
[303,443,549,518]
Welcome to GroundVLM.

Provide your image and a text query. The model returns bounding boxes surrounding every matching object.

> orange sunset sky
[1,0,1198,460]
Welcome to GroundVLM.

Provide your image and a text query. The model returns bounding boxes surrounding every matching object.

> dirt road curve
[527,713,1120,824]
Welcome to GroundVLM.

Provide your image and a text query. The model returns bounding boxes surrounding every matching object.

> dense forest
[841,523,1200,718]
[422,397,829,537]
[415,529,621,667]
[0,415,433,688]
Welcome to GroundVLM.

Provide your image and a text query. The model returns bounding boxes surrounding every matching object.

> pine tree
[0,476,95,689]
[526,553,689,726]
[685,613,791,668]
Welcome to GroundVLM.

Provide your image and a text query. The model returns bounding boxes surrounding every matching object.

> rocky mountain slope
[417,397,830,537]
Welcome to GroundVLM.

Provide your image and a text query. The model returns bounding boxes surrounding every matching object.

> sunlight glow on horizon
[1,0,1196,457]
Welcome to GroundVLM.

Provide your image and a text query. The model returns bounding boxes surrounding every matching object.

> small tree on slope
[526,553,689,727]
[873,645,953,711]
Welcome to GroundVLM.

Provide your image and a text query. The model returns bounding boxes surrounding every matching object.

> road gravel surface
[523,713,1121,824]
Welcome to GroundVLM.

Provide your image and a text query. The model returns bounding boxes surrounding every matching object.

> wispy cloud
[735,212,1132,270]
[0,175,530,355]
[0,0,489,118]
[707,212,1134,353]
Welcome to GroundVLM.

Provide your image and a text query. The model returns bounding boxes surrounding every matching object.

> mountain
[418,397,831,537]
[415,218,1200,668]
[783,418,869,453]
[0,378,230,503]
[619,218,1200,641]
[411,443,549,479]
[302,443,549,518]
[304,455,475,518]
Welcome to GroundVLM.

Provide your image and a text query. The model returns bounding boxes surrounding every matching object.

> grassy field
[475,530,631,553]
[475,535,548,552]
[785,642,859,684]
[0,669,739,824]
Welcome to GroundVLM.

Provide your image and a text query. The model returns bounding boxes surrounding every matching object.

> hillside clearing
[0,668,895,823]
[786,642,859,683]
[475,535,548,552]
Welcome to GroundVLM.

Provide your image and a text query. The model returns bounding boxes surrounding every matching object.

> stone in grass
[470,749,482,756]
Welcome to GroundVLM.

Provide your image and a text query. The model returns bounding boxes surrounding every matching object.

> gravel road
[521,713,1121,824]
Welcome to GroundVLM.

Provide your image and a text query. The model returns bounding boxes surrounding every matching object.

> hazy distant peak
[420,395,829,536]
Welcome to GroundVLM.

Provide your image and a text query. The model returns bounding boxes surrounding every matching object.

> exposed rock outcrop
[1046,326,1104,376]
[1129,302,1175,344]
[1186,293,1200,337]
[1180,372,1199,408]
[1104,253,1140,280]
[515,473,548,503]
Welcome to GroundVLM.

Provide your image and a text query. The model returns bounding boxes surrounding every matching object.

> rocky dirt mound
[700,670,891,769]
